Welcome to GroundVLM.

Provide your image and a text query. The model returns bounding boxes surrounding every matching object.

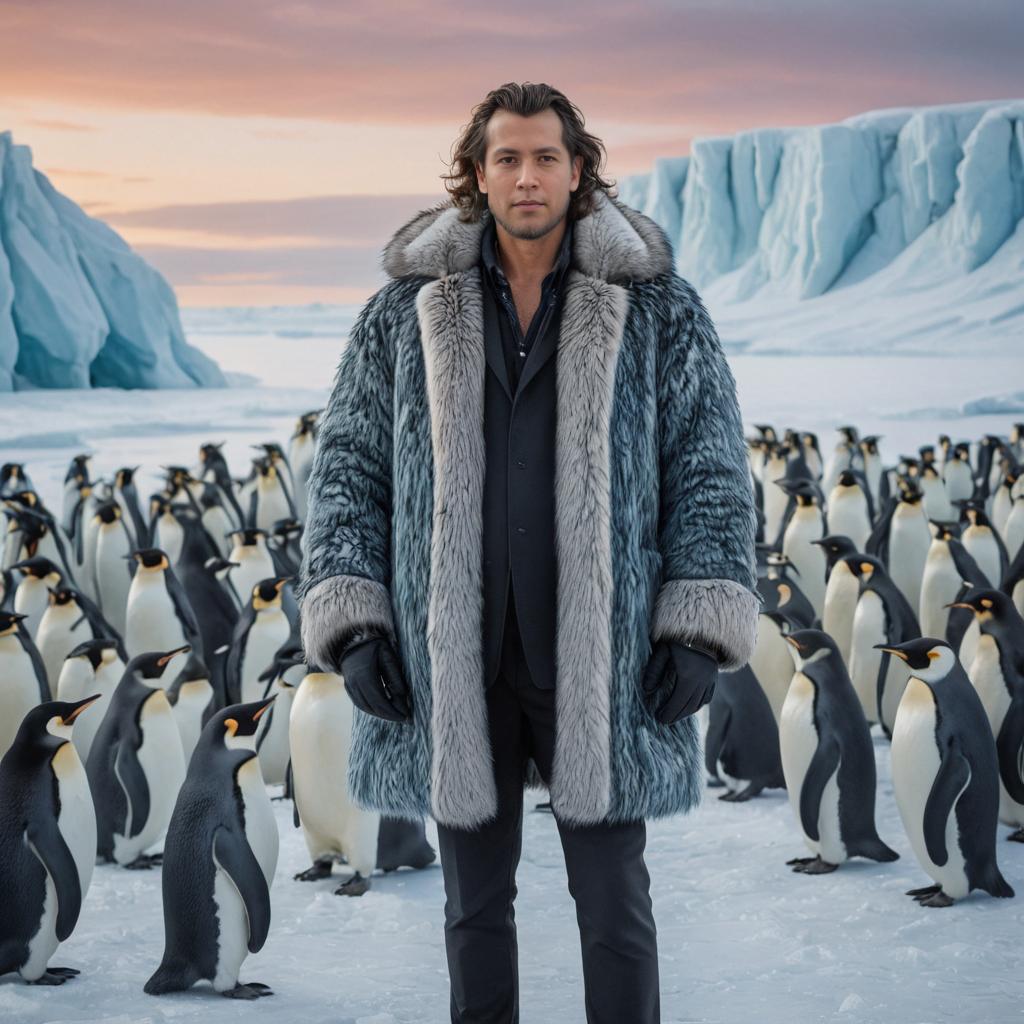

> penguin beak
[63,694,102,724]
[784,635,803,651]
[943,602,973,611]
[873,644,908,661]
[273,576,292,591]
[157,645,191,667]
[251,695,276,722]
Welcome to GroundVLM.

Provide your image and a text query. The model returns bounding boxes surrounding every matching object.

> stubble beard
[492,194,572,241]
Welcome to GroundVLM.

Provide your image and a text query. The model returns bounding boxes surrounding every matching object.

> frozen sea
[1,319,1023,1023]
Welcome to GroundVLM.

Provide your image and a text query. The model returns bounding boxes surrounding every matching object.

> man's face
[475,108,583,240]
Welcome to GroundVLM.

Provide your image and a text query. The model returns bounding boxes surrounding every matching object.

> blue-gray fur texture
[297,192,760,829]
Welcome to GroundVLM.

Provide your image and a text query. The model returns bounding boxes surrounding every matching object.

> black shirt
[480,215,574,395]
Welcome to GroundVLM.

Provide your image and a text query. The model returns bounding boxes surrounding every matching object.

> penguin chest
[113,693,185,863]
[920,545,958,637]
[822,569,858,663]
[889,507,930,608]
[891,680,970,897]
[749,625,793,724]
[53,743,97,902]
[780,674,844,861]
[256,688,294,786]
[238,758,278,882]
[827,494,869,547]
[172,680,214,762]
[0,638,42,755]
[126,576,185,657]
[240,612,290,703]
[783,511,826,610]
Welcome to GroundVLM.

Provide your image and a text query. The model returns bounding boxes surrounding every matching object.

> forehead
[484,108,567,156]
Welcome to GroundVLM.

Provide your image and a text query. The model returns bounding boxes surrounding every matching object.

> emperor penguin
[145,696,278,999]
[748,609,800,725]
[196,442,245,531]
[0,461,34,499]
[779,629,899,874]
[290,668,381,895]
[942,442,975,505]
[0,696,99,984]
[760,555,816,628]
[124,548,202,662]
[821,426,857,497]
[1002,493,1024,565]
[60,454,91,539]
[826,470,873,551]
[919,463,955,523]
[5,504,77,585]
[198,483,236,559]
[227,527,278,601]
[760,443,791,550]
[90,500,134,635]
[226,576,291,705]
[86,646,189,868]
[858,435,885,507]
[704,662,786,800]
[288,410,320,522]
[884,637,1014,906]
[166,651,217,764]
[950,590,1024,842]
[56,638,125,765]
[249,456,297,533]
[814,535,860,666]
[846,555,921,735]
[11,556,64,639]
[1005,542,1024,620]
[990,465,1017,538]
[268,518,304,578]
[776,478,827,619]
[149,495,185,566]
[870,482,932,615]
[920,524,984,640]
[0,610,50,758]
[960,504,1008,591]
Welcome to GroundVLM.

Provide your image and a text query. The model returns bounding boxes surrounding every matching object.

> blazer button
[516,459,526,469]
[516,526,527,535]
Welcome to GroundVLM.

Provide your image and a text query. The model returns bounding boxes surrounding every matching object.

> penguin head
[929,520,959,542]
[836,469,859,489]
[761,609,800,635]
[952,442,971,462]
[230,527,267,549]
[128,645,191,681]
[129,548,170,572]
[211,696,276,752]
[919,445,936,464]
[198,442,225,464]
[0,611,29,637]
[873,638,956,682]
[12,696,102,755]
[897,479,924,505]
[920,464,941,482]
[251,576,290,609]
[945,589,1019,631]
[840,554,884,590]
[205,555,240,580]
[272,517,303,540]
[860,435,882,456]
[784,628,839,672]
[94,500,122,526]
[837,426,859,445]
[292,411,320,439]
[11,556,62,583]
[810,534,857,564]
[67,637,121,671]
[258,653,306,689]
[114,466,138,487]
[774,477,819,505]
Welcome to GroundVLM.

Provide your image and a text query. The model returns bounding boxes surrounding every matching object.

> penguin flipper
[924,750,971,867]
[114,743,151,840]
[799,736,840,842]
[213,826,271,953]
[996,698,1024,805]
[25,818,83,942]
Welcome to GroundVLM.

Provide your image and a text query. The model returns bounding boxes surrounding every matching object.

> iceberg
[619,100,1024,354]
[0,131,225,391]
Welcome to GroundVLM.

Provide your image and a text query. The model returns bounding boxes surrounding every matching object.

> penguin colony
[0,417,435,996]
[716,424,1024,905]
[2,419,1024,993]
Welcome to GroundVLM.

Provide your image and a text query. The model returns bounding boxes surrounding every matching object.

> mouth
[514,201,543,208]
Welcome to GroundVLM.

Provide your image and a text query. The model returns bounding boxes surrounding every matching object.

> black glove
[337,636,412,723]
[641,639,719,724]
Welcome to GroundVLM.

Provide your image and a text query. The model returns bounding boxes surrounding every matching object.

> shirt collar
[482,213,574,291]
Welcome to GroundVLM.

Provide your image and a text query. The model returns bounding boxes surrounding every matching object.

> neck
[494,215,567,285]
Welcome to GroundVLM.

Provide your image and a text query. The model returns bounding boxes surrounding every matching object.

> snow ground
[1,330,1023,1023]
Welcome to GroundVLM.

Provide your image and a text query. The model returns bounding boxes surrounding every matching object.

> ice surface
[0,131,225,391]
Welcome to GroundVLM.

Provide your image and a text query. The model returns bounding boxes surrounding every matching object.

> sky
[1,0,1021,307]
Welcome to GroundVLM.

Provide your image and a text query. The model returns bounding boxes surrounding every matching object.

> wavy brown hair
[443,82,616,223]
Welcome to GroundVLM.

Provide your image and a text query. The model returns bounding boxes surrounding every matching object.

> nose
[516,160,540,191]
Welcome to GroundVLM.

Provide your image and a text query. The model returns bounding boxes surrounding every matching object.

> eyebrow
[492,146,562,156]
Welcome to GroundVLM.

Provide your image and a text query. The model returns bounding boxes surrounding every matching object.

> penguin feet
[124,853,162,870]
[727,785,763,803]
[706,777,726,789]
[906,884,942,899]
[788,856,837,874]
[334,871,371,897]
[918,891,955,908]
[294,859,333,882]
[1007,828,1024,843]
[28,967,80,986]
[223,982,274,999]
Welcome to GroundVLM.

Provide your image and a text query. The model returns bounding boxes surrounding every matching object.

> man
[297,83,759,1023]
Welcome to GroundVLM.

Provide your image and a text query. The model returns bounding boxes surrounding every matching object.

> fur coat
[296,191,760,830]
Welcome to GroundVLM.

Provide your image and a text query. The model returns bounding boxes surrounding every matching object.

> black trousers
[436,592,661,1023]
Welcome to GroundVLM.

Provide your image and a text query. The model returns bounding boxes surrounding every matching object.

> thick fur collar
[381,191,673,285]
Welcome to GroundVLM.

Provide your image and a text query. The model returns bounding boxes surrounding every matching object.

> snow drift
[0,131,224,391]
[617,100,1024,355]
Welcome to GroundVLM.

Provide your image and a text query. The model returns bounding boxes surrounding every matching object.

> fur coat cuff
[299,574,397,671]
[651,577,760,671]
